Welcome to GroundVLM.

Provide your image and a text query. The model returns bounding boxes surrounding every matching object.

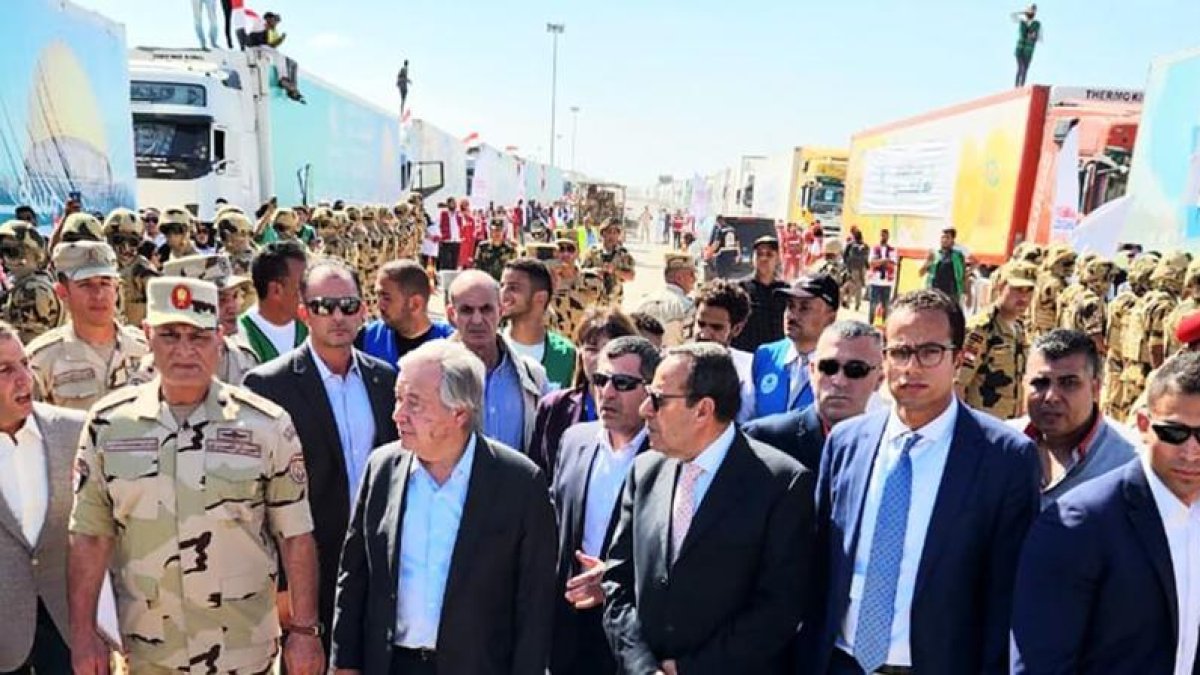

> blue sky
[76,0,1200,186]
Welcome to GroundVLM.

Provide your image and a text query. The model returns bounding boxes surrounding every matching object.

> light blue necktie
[854,432,921,673]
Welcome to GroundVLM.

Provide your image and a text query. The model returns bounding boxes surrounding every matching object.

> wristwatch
[285,622,325,638]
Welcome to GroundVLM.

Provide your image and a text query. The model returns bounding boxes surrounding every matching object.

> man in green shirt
[1013,4,1042,87]
[500,257,577,389]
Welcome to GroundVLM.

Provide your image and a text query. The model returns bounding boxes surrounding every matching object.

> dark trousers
[3,600,70,674]
[1015,53,1032,87]
[437,242,461,271]
[390,648,437,675]
[868,285,892,324]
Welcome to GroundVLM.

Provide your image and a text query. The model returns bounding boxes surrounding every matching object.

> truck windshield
[133,116,211,180]
[807,183,844,215]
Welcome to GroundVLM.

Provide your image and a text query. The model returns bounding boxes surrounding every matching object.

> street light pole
[546,22,565,167]
[569,105,580,172]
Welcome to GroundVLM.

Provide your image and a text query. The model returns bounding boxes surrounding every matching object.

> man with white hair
[331,340,556,675]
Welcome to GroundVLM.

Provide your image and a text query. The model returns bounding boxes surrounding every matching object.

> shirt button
[30,557,38,567]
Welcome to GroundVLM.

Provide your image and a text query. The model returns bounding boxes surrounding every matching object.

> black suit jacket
[331,437,558,675]
[602,429,813,673]
[801,404,1041,674]
[550,421,650,674]
[241,344,397,641]
[742,404,826,472]
[1012,459,1200,674]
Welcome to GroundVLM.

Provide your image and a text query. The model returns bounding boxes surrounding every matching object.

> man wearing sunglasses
[244,259,398,656]
[550,336,658,675]
[801,289,1040,675]
[1012,351,1200,673]
[103,208,159,328]
[1007,329,1136,508]
[751,272,840,419]
[604,343,812,673]
[744,320,883,471]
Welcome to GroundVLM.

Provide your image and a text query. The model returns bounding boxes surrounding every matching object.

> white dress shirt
[730,348,756,424]
[0,416,47,545]
[1143,454,1200,674]
[784,342,814,409]
[395,435,477,648]
[682,423,737,513]
[837,400,959,666]
[311,345,377,510]
[581,427,646,557]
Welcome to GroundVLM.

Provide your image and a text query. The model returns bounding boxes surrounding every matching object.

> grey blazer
[0,402,85,671]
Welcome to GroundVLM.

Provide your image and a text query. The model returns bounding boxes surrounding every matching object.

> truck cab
[129,47,263,219]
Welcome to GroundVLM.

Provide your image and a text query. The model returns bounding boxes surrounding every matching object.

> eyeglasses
[883,342,957,367]
[305,296,363,316]
[1150,421,1200,446]
[644,386,688,411]
[110,234,140,248]
[816,359,878,379]
[591,372,645,392]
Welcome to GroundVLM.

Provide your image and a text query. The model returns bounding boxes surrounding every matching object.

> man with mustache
[750,273,840,419]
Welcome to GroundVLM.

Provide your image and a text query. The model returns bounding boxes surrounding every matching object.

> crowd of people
[0,190,1197,675]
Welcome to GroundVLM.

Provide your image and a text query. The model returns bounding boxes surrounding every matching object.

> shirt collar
[411,433,478,484]
[784,342,813,367]
[309,340,361,381]
[1022,406,1104,459]
[598,426,648,457]
[688,423,737,476]
[884,398,959,449]
[1141,452,1200,522]
[2,415,41,443]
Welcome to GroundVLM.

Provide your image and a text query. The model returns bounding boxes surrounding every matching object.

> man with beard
[501,258,576,389]
[750,273,840,419]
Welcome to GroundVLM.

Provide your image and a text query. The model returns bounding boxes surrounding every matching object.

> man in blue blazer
[745,319,884,471]
[751,274,840,420]
[1011,352,1200,674]
[800,289,1041,675]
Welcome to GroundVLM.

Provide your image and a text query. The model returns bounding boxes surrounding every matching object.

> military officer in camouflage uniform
[105,207,159,326]
[217,209,258,279]
[67,276,324,675]
[473,217,518,281]
[1121,252,1189,416]
[0,220,62,344]
[1059,256,1115,356]
[1029,244,1076,341]
[813,238,850,303]
[60,212,105,243]
[1103,254,1157,419]
[956,261,1037,420]
[1056,252,1097,329]
[1163,258,1200,357]
[547,235,592,339]
[27,242,148,411]
[580,219,635,308]
[158,206,199,264]
[1012,241,1045,266]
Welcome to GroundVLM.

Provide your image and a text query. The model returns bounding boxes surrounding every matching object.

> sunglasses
[0,245,20,258]
[591,372,645,392]
[305,296,363,316]
[1150,421,1200,446]
[161,224,187,236]
[644,386,688,411]
[110,234,141,248]
[816,359,878,379]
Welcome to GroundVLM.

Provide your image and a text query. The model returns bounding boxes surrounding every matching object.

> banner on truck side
[857,142,958,219]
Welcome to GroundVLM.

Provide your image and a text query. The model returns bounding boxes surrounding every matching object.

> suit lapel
[569,436,604,551]
[677,432,749,563]
[843,414,887,556]
[386,451,414,586]
[914,404,986,596]
[356,353,395,447]
[441,439,500,615]
[294,347,349,474]
[34,407,69,551]
[647,456,677,570]
[1123,461,1180,639]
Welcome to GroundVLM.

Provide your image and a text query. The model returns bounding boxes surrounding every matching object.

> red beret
[1176,310,1200,347]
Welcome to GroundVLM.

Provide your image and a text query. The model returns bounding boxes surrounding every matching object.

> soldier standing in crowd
[842,228,870,311]
[218,208,259,277]
[0,220,62,344]
[68,277,324,675]
[1012,241,1045,267]
[814,238,849,302]
[1163,258,1200,357]
[1104,253,1157,418]
[59,212,105,244]
[104,208,159,327]
[1059,256,1115,357]
[474,217,519,281]
[1055,252,1096,329]
[1121,252,1188,414]
[27,242,148,411]
[581,219,636,307]
[1030,244,1076,341]
[157,206,200,263]
[551,234,604,339]
[956,261,1037,420]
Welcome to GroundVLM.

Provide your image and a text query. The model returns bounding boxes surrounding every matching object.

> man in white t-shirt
[867,228,899,325]
[238,240,309,362]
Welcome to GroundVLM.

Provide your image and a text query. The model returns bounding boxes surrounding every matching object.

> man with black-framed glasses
[549,336,658,675]
[744,320,883,471]
[800,288,1040,674]
[243,258,397,660]
[1012,351,1200,673]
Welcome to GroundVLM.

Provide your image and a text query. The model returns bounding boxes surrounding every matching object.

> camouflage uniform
[474,240,518,281]
[1059,257,1115,353]
[1029,245,1076,342]
[1103,254,1157,419]
[60,212,105,243]
[1012,241,1045,267]
[1055,253,1097,329]
[69,380,313,673]
[1121,253,1188,414]
[580,244,635,308]
[1163,259,1200,357]
[104,207,159,326]
[551,266,604,340]
[28,242,149,411]
[159,206,199,263]
[0,220,62,344]
[955,262,1036,420]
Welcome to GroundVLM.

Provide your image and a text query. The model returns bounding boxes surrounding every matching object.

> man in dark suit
[801,289,1041,674]
[243,259,397,655]
[744,320,884,471]
[331,340,557,675]
[0,325,85,673]
[1012,351,1200,673]
[550,336,659,675]
[603,343,813,673]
